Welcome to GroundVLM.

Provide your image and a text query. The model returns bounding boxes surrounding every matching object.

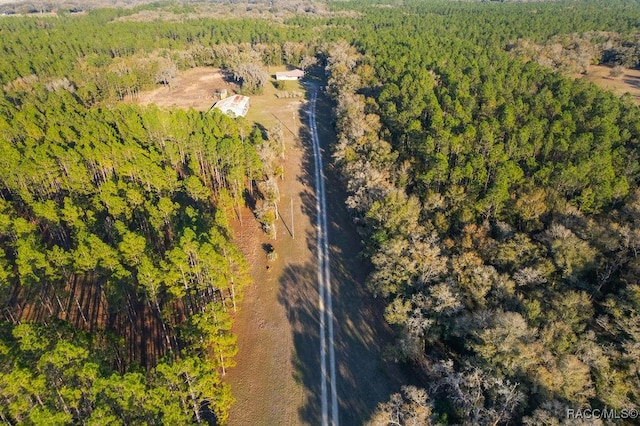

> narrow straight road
[228,79,411,426]
[309,88,339,426]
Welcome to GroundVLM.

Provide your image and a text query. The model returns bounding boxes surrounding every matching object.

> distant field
[0,0,349,19]
[0,0,154,9]
[581,64,640,104]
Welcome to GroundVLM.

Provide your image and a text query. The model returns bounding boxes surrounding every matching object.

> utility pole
[291,196,295,239]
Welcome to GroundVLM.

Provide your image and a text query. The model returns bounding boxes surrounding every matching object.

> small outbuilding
[275,69,305,81]
[213,94,250,117]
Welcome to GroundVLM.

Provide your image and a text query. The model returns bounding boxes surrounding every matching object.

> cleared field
[224,69,311,426]
[133,67,231,111]
[581,64,640,104]
[132,66,306,127]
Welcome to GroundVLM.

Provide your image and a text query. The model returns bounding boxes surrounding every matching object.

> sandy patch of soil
[133,67,236,111]
[581,65,640,104]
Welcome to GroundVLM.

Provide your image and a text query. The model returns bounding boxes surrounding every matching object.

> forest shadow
[315,84,414,423]
[11,272,169,372]
[279,188,407,425]
[220,69,237,85]
[322,161,410,425]
[296,92,315,190]
[623,76,640,89]
[277,262,323,425]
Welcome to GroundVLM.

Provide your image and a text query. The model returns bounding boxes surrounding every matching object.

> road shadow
[277,83,412,425]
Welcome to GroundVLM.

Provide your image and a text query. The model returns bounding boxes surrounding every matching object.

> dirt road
[226,81,410,426]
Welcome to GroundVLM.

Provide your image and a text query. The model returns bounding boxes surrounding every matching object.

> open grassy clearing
[132,67,231,111]
[581,64,640,104]
[132,65,307,125]
[224,69,312,426]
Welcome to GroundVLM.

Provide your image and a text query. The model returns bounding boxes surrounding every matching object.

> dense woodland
[324,0,640,424]
[0,4,298,423]
[0,84,269,422]
[1,0,640,424]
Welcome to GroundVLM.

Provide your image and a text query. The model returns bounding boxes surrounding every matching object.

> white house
[275,69,305,81]
[213,95,250,117]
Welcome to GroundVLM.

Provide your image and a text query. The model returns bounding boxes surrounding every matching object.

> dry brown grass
[132,67,231,111]
[580,65,640,105]
[246,66,306,129]
[223,71,312,425]
[224,141,312,426]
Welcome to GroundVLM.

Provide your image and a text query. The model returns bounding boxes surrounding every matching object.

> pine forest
[0,0,639,424]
